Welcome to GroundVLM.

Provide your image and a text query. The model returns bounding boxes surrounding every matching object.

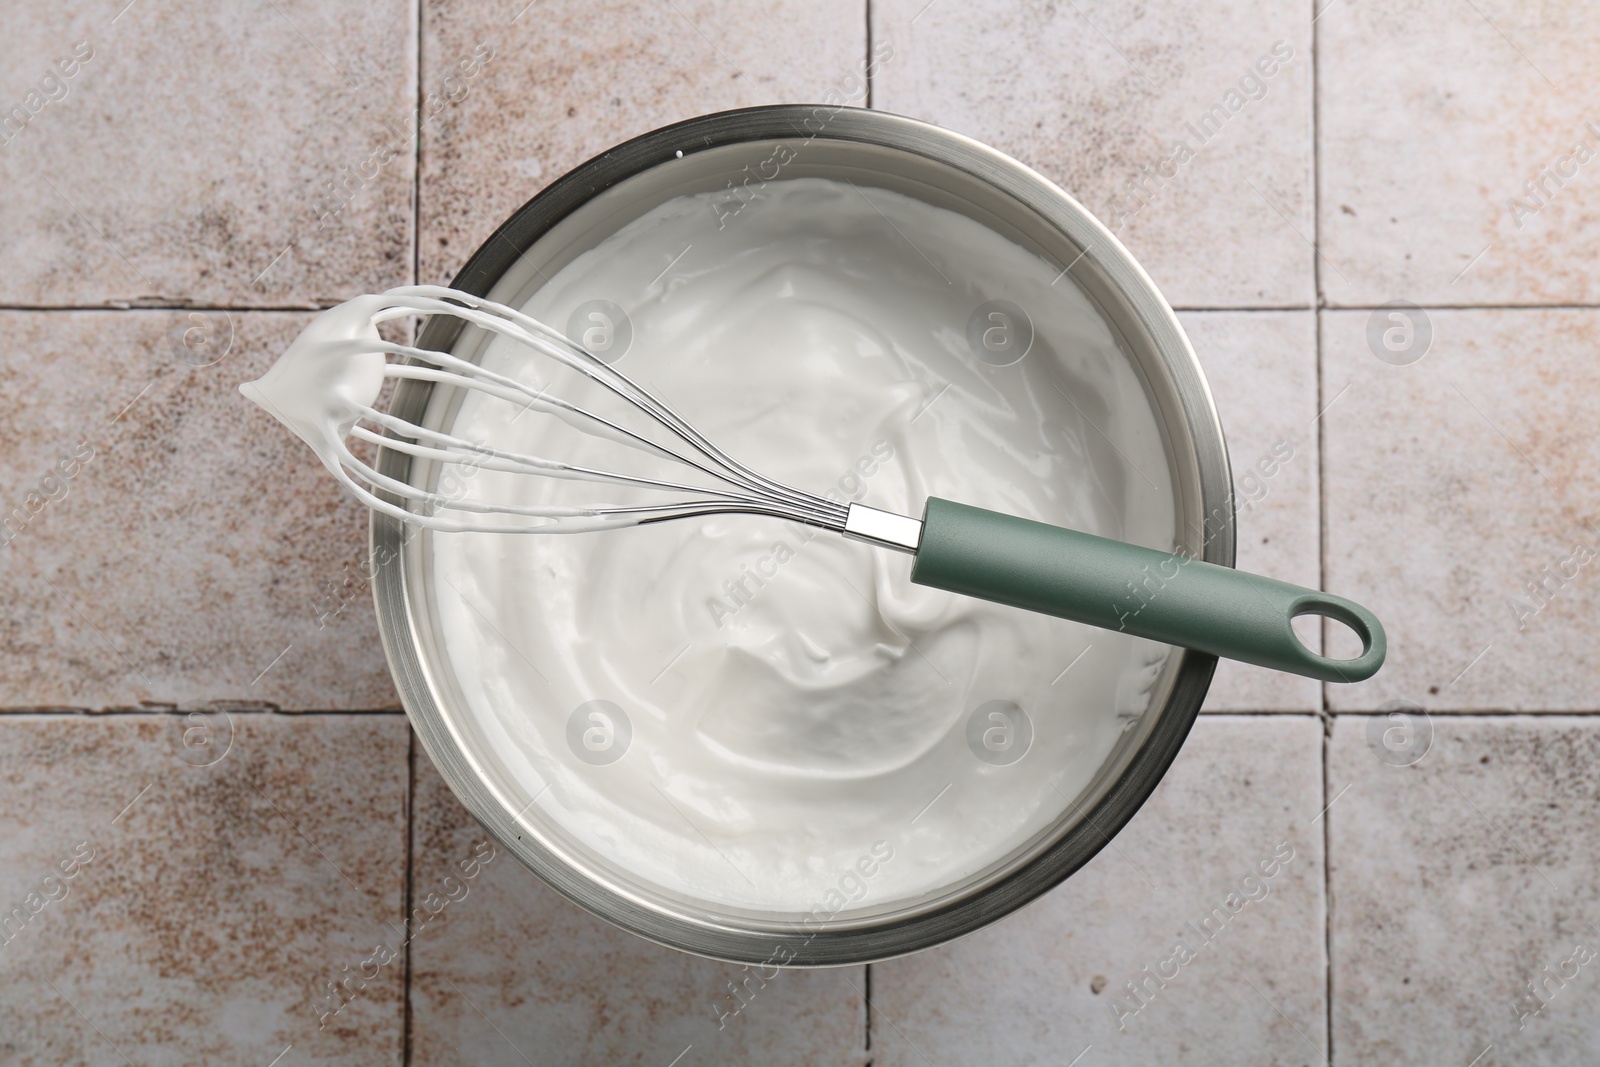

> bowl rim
[372,103,1233,966]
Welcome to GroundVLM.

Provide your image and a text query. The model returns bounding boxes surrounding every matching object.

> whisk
[241,285,1386,683]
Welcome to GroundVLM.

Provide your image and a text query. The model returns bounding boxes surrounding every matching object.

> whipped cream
[421,177,1176,914]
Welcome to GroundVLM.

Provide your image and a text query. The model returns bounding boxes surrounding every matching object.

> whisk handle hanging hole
[909,497,1387,683]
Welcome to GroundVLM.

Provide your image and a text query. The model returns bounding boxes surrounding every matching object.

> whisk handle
[909,497,1386,683]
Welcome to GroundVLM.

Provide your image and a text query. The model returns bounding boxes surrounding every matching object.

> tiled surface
[0,713,409,1065]
[407,758,867,1066]
[1319,0,1600,306]
[0,311,396,710]
[0,1,416,307]
[874,0,1315,308]
[419,0,866,284]
[873,716,1327,1065]
[1329,717,1600,1065]
[1321,308,1600,711]
[1185,311,1321,712]
[2,0,1597,1063]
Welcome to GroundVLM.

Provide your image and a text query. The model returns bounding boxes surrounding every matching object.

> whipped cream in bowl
[375,107,1231,964]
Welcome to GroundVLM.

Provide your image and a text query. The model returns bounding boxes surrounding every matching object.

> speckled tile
[1320,308,1600,711]
[0,311,396,709]
[872,0,1313,309]
[0,1,414,307]
[418,0,866,285]
[1319,0,1600,306]
[406,755,868,1066]
[871,715,1326,1066]
[1182,311,1320,712]
[1329,715,1600,1065]
[0,713,409,1066]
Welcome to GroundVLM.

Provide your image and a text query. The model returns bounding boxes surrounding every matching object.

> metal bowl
[372,104,1233,965]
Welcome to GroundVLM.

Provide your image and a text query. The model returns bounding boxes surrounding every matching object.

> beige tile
[419,0,866,285]
[0,311,396,709]
[1319,0,1600,305]
[1182,311,1321,712]
[0,713,409,1065]
[0,2,415,307]
[872,715,1326,1066]
[873,0,1313,308]
[406,755,867,1065]
[1329,716,1600,1065]
[1320,308,1600,711]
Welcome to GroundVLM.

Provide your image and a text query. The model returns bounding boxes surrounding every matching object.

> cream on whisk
[424,177,1176,913]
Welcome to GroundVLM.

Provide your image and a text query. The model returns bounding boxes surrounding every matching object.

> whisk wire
[280,285,851,535]
[387,286,845,522]
[349,425,835,517]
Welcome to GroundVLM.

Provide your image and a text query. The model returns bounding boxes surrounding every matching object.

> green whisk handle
[908,497,1386,683]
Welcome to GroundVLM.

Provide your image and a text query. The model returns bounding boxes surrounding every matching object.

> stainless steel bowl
[372,104,1233,965]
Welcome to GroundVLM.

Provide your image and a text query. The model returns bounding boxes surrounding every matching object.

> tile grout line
[1309,1,1336,1062]
[864,962,873,1064]
[410,0,423,293]
[865,0,875,111]
[0,708,408,716]
[402,723,417,1065]
[1320,705,1336,1067]
[0,305,357,313]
